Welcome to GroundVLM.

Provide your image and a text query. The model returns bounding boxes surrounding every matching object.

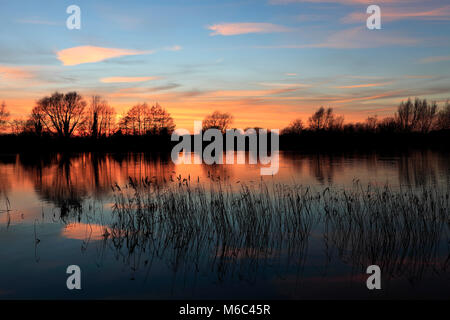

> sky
[0,0,449,130]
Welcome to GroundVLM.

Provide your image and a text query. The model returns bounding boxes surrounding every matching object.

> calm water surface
[0,151,448,299]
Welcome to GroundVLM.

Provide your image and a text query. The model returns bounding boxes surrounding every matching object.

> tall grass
[104,177,449,283]
[0,196,11,228]
[108,178,316,282]
[321,183,449,283]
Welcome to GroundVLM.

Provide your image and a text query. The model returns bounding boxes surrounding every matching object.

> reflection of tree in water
[284,150,449,188]
[397,150,442,187]
[283,152,383,185]
[19,153,87,218]
[17,152,175,216]
[436,151,450,187]
[0,154,16,197]
[308,153,345,184]
[110,152,174,184]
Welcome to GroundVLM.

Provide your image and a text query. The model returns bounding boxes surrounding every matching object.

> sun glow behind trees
[0,92,176,138]
[0,93,449,138]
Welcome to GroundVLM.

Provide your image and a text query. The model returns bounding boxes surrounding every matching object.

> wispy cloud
[342,5,450,23]
[110,84,181,98]
[0,65,34,79]
[15,19,60,25]
[208,23,292,36]
[269,0,411,5]
[100,76,160,83]
[258,27,418,49]
[334,82,392,88]
[164,45,182,51]
[258,82,311,88]
[296,14,330,22]
[419,56,450,64]
[309,27,418,48]
[403,75,436,79]
[56,46,154,66]
[206,88,300,98]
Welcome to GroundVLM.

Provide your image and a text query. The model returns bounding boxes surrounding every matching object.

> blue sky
[1,0,449,129]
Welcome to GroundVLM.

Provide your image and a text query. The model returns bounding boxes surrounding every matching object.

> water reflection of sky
[0,151,449,299]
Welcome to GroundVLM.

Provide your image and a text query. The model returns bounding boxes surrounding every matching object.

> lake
[0,150,448,299]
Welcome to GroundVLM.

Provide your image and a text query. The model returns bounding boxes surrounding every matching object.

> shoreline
[0,130,449,153]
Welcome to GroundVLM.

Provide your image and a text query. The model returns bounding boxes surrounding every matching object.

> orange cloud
[208,23,291,36]
[100,76,160,83]
[0,65,33,79]
[56,46,153,66]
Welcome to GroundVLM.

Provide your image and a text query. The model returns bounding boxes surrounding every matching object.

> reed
[102,177,449,283]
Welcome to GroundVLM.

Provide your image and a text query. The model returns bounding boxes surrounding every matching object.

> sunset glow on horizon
[1,0,450,130]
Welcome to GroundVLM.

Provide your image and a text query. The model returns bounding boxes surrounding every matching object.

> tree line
[281,98,450,135]
[1,92,176,138]
[0,93,449,139]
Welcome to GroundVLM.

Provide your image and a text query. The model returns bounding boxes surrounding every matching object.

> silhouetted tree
[414,99,437,133]
[396,98,437,133]
[203,111,233,133]
[118,112,133,135]
[436,100,450,130]
[119,102,175,135]
[281,119,304,135]
[309,107,327,130]
[37,92,86,138]
[0,101,10,132]
[10,119,26,135]
[330,115,345,131]
[83,96,116,138]
[378,117,397,133]
[146,103,176,135]
[308,107,343,131]
[25,106,45,136]
[343,122,366,134]
[129,103,148,135]
[365,116,378,132]
[396,99,414,131]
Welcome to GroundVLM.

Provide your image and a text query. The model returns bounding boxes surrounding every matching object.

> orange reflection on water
[0,150,448,225]
[61,222,110,241]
